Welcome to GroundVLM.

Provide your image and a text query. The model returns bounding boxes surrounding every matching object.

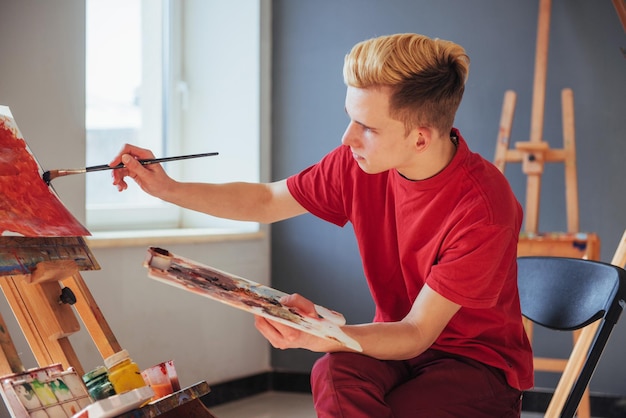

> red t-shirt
[286,129,534,390]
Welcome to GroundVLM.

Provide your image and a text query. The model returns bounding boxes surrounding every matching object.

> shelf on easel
[518,232,600,259]
[0,236,100,277]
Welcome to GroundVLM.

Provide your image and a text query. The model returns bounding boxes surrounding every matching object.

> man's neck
[399,133,458,181]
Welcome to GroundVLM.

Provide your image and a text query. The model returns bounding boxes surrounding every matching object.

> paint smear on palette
[0,106,90,237]
[144,247,363,352]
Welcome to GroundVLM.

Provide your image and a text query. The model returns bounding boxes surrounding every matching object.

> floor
[208,391,546,417]
[209,392,316,418]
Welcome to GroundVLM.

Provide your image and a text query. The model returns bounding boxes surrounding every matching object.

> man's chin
[356,162,381,175]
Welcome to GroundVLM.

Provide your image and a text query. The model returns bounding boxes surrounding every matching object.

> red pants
[311,349,523,418]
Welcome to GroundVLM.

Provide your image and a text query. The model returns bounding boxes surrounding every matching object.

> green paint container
[82,365,116,400]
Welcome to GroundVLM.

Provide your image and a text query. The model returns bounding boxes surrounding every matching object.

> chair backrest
[517,256,626,418]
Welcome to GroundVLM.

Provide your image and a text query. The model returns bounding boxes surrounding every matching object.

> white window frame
[86,0,267,236]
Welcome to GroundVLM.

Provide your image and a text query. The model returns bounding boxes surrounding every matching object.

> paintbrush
[42,152,219,185]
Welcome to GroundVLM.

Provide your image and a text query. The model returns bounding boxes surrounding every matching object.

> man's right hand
[109,143,174,198]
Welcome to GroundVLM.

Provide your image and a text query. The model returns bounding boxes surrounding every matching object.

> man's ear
[413,126,432,152]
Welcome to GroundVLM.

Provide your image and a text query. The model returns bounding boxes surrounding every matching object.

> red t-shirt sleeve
[427,224,519,309]
[286,147,352,227]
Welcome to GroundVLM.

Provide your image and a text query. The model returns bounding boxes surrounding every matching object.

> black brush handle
[86,152,219,172]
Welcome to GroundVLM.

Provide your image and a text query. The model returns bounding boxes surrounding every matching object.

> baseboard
[200,371,310,407]
[201,371,626,417]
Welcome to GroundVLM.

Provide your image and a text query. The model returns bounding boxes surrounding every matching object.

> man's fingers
[280,293,318,318]
[255,316,301,350]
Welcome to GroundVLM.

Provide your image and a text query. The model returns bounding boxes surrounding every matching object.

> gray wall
[270,0,626,396]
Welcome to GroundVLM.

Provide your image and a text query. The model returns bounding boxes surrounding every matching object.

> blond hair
[343,33,470,135]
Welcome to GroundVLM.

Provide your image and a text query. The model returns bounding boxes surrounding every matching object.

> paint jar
[104,350,146,394]
[165,360,180,392]
[141,362,174,400]
[82,365,116,400]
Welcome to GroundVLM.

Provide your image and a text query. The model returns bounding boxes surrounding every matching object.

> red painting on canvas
[0,108,90,237]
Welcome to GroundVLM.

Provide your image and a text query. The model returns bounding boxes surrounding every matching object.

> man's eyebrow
[355,120,374,130]
[344,107,376,130]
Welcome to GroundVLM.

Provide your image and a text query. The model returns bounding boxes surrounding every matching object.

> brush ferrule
[58,169,87,176]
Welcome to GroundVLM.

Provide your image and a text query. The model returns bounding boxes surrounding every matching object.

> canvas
[0,105,90,237]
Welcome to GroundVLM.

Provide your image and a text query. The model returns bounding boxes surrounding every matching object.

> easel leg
[494,90,517,172]
[62,272,121,359]
[524,174,542,234]
[0,311,24,375]
[572,328,591,418]
[561,88,579,233]
[544,321,600,418]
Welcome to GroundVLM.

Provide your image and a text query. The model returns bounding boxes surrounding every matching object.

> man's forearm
[160,180,306,224]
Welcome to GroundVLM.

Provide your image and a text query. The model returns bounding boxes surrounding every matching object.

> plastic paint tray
[72,386,154,418]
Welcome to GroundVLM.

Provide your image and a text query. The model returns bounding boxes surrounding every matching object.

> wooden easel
[0,237,115,377]
[0,237,216,417]
[493,0,599,416]
[3,265,117,376]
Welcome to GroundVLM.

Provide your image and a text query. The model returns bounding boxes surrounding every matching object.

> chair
[518,256,626,418]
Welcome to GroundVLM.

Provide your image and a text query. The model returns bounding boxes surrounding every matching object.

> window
[85,0,264,233]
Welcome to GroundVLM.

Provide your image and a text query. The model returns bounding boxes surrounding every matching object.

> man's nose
[341,122,357,147]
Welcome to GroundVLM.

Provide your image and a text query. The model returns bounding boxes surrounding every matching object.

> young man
[110,33,533,417]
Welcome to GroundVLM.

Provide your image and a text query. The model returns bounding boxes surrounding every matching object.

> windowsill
[86,227,266,248]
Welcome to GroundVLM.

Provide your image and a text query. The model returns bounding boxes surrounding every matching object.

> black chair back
[518,256,626,418]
